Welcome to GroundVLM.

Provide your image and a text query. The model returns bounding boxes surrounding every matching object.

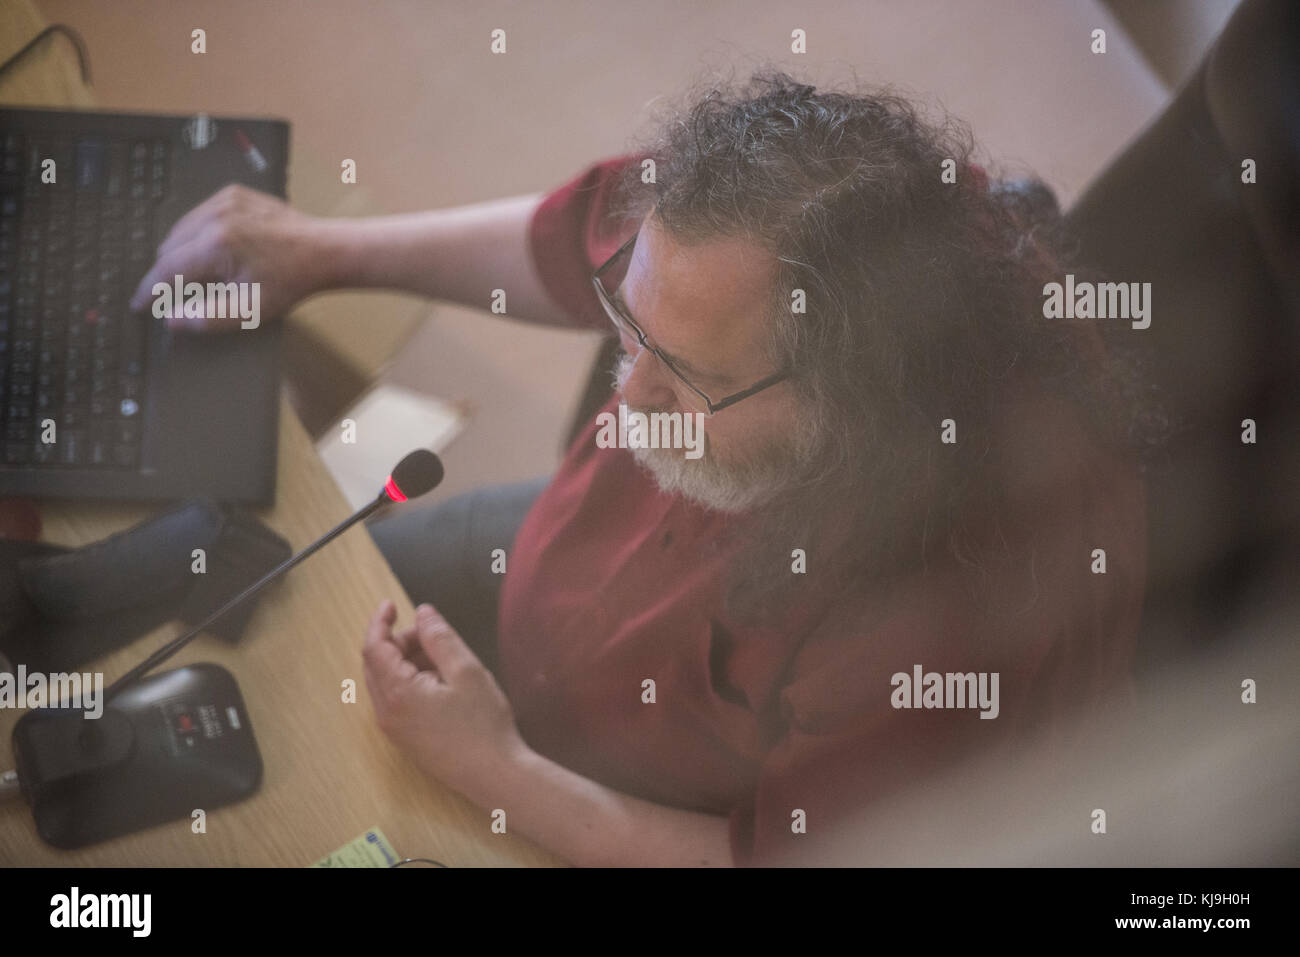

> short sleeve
[527,153,644,331]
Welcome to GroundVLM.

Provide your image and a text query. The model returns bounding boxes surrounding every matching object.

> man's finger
[363,632,417,684]
[362,599,399,668]
[412,604,477,679]
[390,623,437,673]
[362,654,379,703]
[363,655,410,724]
[153,206,212,264]
[129,225,229,314]
[364,599,398,648]
[152,186,234,262]
[389,623,417,654]
[365,600,427,689]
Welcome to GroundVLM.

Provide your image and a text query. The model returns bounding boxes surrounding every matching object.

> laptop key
[60,428,85,465]
[121,377,143,401]
[4,420,31,463]
[90,433,109,466]
[33,438,57,464]
[75,140,105,190]
[112,442,137,468]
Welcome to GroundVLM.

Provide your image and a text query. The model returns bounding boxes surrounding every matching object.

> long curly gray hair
[606,67,1168,622]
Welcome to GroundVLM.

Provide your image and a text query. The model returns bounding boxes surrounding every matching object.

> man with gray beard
[138,70,1155,866]
[611,351,823,515]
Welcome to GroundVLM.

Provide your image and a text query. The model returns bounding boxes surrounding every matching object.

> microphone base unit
[11,663,261,849]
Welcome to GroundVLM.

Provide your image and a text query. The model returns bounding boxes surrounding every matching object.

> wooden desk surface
[0,393,560,866]
[1,0,559,866]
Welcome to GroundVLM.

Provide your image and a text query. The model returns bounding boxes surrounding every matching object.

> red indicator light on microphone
[383,476,407,503]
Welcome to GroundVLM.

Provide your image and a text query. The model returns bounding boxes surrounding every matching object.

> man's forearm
[463,743,735,868]
[313,193,577,327]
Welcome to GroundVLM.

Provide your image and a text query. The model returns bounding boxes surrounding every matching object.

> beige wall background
[29,0,1235,508]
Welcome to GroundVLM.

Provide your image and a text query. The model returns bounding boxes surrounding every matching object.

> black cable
[0,24,92,85]
[390,858,450,868]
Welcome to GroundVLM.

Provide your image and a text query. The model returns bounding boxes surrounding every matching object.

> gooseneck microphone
[104,448,444,700]
[8,449,444,849]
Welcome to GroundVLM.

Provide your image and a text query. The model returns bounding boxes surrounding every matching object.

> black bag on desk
[0,499,291,674]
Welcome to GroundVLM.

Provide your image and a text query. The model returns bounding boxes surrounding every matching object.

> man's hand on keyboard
[129,184,328,332]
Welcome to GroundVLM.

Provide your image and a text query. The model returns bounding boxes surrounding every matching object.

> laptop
[0,107,290,504]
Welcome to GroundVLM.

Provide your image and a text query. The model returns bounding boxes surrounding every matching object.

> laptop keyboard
[0,132,166,469]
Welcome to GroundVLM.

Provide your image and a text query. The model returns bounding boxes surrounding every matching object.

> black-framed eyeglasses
[591,233,790,416]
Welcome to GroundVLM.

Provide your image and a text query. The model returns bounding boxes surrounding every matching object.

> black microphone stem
[103,491,390,702]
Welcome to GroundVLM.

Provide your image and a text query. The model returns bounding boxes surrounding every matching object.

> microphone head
[384,449,444,503]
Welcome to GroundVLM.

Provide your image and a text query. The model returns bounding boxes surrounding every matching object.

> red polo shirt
[498,155,1148,866]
